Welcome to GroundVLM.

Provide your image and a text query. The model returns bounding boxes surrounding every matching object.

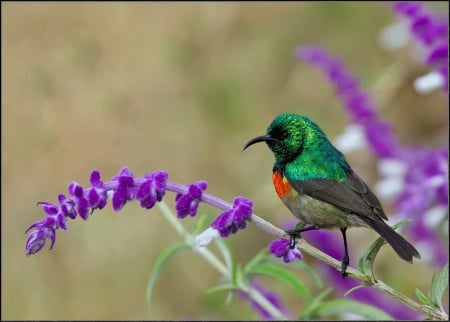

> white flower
[194,227,220,247]
[334,124,367,153]
[414,71,446,94]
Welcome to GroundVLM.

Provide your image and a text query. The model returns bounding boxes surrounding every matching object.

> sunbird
[243,113,420,277]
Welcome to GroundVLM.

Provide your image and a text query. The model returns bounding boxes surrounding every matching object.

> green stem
[155,201,288,320]
[249,214,448,321]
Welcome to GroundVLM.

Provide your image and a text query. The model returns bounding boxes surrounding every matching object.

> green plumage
[268,114,350,181]
[243,113,420,276]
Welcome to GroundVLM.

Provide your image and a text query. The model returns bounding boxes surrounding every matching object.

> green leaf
[206,283,240,294]
[145,242,190,307]
[265,253,324,289]
[343,284,367,298]
[248,263,310,299]
[415,288,431,306]
[243,249,270,274]
[215,238,234,273]
[315,298,393,320]
[358,219,411,277]
[430,263,449,310]
[193,213,211,234]
[298,288,333,319]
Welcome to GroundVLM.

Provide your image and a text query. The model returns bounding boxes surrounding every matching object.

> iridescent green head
[243,113,327,166]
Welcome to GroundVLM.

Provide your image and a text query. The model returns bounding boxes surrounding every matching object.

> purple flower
[296,45,448,266]
[268,238,302,263]
[87,170,108,211]
[238,279,291,320]
[175,180,208,218]
[390,2,449,93]
[393,2,422,18]
[25,168,170,256]
[111,167,137,211]
[210,197,253,237]
[427,42,449,66]
[68,181,90,220]
[296,46,402,159]
[136,171,168,209]
[25,226,56,256]
[363,120,400,159]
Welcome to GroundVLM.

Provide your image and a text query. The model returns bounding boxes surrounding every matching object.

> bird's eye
[280,130,289,139]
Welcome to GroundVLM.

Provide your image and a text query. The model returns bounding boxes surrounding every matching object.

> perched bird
[243,113,420,277]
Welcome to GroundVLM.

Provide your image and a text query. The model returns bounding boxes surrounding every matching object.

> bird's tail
[360,216,421,262]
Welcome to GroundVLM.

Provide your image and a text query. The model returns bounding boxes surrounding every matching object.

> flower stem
[155,200,288,320]
[165,182,443,319]
[247,212,448,321]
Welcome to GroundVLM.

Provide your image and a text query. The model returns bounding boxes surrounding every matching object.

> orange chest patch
[272,171,292,199]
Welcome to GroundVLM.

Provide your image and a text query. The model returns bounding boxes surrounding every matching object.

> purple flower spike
[297,45,403,159]
[269,238,302,263]
[175,180,208,218]
[25,167,199,256]
[390,2,449,93]
[210,197,253,237]
[136,171,168,209]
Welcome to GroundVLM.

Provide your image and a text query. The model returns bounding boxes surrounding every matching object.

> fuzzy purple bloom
[391,2,449,93]
[68,181,90,220]
[112,167,137,211]
[296,44,448,265]
[268,238,302,263]
[25,167,170,256]
[238,279,291,320]
[210,197,253,237]
[175,180,208,218]
[87,170,108,210]
[25,226,56,256]
[136,171,168,209]
[393,2,448,43]
[296,46,401,159]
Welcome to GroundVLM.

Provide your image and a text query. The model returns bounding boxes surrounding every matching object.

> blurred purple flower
[210,197,253,237]
[391,2,449,93]
[175,180,208,218]
[305,230,421,319]
[268,238,302,263]
[296,45,448,265]
[296,46,401,159]
[238,279,291,320]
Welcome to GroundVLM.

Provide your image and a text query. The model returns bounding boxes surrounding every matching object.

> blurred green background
[2,2,448,320]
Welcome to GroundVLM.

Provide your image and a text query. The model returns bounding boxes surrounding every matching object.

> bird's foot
[285,225,320,249]
[341,254,349,278]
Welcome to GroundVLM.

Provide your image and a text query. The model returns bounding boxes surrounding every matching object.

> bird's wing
[287,169,388,221]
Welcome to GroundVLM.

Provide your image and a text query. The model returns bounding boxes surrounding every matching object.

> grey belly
[282,194,369,229]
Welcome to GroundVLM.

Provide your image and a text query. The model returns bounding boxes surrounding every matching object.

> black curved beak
[242,134,278,151]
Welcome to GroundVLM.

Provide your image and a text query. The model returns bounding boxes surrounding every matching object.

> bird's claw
[285,225,320,249]
[340,254,349,278]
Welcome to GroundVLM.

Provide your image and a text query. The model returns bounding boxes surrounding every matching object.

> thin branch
[248,213,448,321]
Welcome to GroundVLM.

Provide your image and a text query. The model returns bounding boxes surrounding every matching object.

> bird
[243,113,420,277]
